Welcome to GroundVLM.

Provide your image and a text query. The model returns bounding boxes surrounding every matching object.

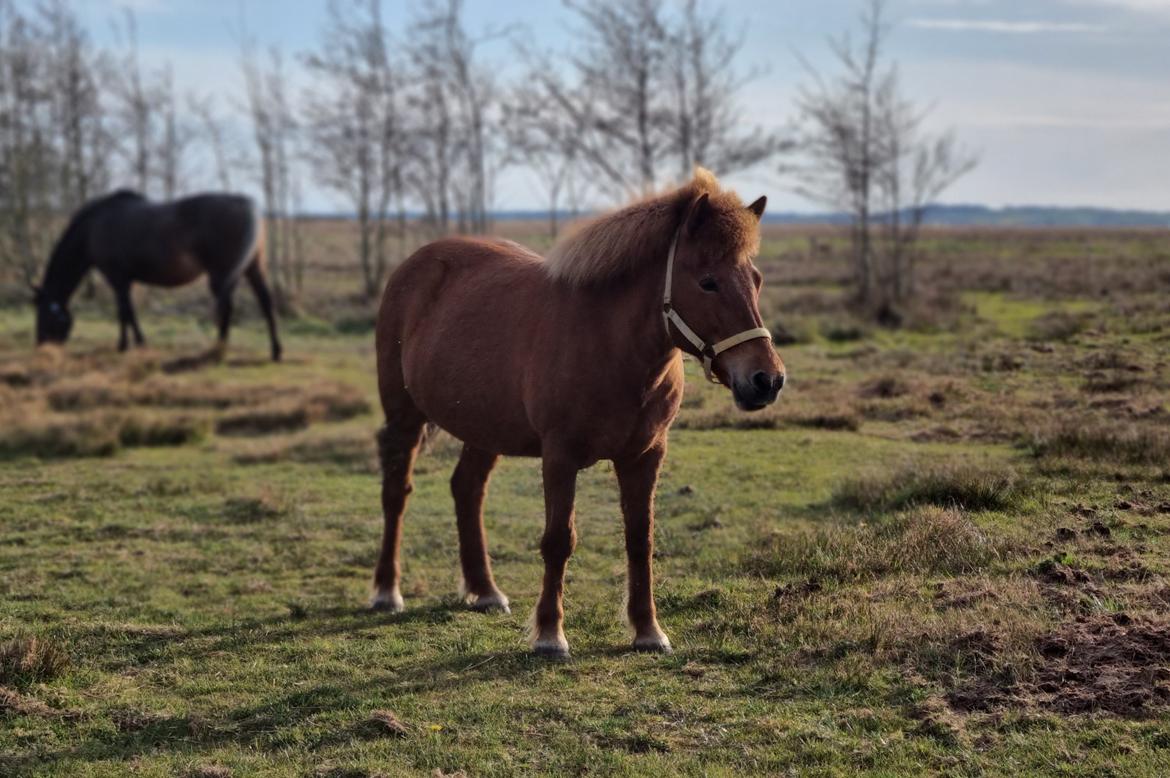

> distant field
[2,226,1170,776]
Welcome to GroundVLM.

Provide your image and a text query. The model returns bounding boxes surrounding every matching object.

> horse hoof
[370,588,404,613]
[632,633,673,653]
[532,639,570,660]
[468,591,511,614]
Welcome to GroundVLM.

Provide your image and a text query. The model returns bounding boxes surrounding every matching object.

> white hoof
[532,635,570,659]
[370,586,404,613]
[467,590,511,614]
[632,631,672,653]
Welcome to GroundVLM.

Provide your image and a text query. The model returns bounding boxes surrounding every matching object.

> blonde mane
[544,168,759,286]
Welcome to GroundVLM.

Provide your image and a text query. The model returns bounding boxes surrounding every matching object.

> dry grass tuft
[750,506,1004,581]
[0,410,208,460]
[1026,310,1089,342]
[833,460,1029,513]
[117,413,209,448]
[0,414,121,458]
[215,383,369,437]
[222,491,289,523]
[787,406,861,431]
[367,709,411,738]
[0,636,69,688]
[1025,418,1170,465]
[182,766,232,778]
[216,401,312,436]
[231,430,378,472]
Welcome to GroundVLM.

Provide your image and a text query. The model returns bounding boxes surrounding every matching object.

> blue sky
[69,0,1170,213]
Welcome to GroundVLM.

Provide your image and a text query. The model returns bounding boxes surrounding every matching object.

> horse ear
[747,196,767,221]
[684,192,711,237]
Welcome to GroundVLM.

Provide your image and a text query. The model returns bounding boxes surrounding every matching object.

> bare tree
[111,10,158,194]
[503,81,588,238]
[522,0,781,198]
[669,0,785,178]
[189,92,234,191]
[303,0,404,298]
[406,0,502,236]
[154,65,192,199]
[0,0,56,284]
[39,0,112,211]
[790,0,976,314]
[565,0,670,195]
[241,37,301,303]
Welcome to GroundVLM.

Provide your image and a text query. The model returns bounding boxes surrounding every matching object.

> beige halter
[662,227,772,384]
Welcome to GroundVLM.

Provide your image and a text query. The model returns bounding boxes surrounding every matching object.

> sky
[66,0,1170,213]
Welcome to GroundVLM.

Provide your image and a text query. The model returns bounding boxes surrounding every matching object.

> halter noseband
[662,227,772,384]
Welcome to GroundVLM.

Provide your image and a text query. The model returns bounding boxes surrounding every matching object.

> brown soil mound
[1032,614,1170,716]
[948,613,1170,717]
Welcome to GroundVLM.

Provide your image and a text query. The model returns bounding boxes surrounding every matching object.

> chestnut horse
[34,189,281,361]
[373,169,785,656]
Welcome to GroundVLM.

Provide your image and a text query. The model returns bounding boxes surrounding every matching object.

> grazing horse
[373,168,785,657]
[34,189,282,361]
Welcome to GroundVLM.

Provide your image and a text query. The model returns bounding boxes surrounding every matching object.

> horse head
[34,287,73,345]
[666,190,785,410]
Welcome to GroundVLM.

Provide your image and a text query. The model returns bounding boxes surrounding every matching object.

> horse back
[91,193,259,288]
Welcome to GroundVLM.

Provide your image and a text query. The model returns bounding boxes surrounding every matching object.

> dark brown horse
[34,190,281,361]
[373,169,785,657]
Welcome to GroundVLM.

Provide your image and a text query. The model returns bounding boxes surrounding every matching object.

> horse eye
[699,277,718,293]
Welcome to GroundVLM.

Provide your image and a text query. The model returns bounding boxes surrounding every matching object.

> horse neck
[42,217,95,304]
[587,261,678,379]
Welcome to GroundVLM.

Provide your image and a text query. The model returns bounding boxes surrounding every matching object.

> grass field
[2,225,1170,776]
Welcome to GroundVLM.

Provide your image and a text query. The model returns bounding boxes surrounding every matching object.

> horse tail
[225,198,263,290]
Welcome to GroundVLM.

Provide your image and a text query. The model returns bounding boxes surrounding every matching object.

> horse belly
[401,317,541,457]
[135,251,205,287]
[407,359,541,456]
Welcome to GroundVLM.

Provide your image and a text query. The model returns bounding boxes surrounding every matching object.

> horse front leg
[615,443,671,652]
[531,452,579,657]
[214,289,233,358]
[113,284,139,351]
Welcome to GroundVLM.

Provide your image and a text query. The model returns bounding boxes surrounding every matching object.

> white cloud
[908,18,1107,33]
[1073,0,1170,12]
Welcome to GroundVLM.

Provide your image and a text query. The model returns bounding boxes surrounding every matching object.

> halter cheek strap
[662,228,772,384]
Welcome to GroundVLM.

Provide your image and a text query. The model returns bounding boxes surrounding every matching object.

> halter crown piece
[662,226,773,384]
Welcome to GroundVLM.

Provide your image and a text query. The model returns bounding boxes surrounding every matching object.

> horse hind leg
[208,278,236,360]
[244,261,282,362]
[452,444,510,613]
[371,402,427,612]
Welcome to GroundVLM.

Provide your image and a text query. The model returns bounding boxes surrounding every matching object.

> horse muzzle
[732,370,785,411]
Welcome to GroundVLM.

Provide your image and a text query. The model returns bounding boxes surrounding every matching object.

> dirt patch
[1031,557,1092,586]
[0,685,80,720]
[1032,614,1170,716]
[948,614,1170,717]
[932,581,997,610]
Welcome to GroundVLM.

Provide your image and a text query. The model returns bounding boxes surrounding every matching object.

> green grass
[2,232,1170,776]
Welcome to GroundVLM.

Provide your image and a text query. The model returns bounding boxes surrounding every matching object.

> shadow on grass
[1,613,663,774]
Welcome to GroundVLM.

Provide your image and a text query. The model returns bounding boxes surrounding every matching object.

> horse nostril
[775,373,786,392]
[751,371,773,395]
